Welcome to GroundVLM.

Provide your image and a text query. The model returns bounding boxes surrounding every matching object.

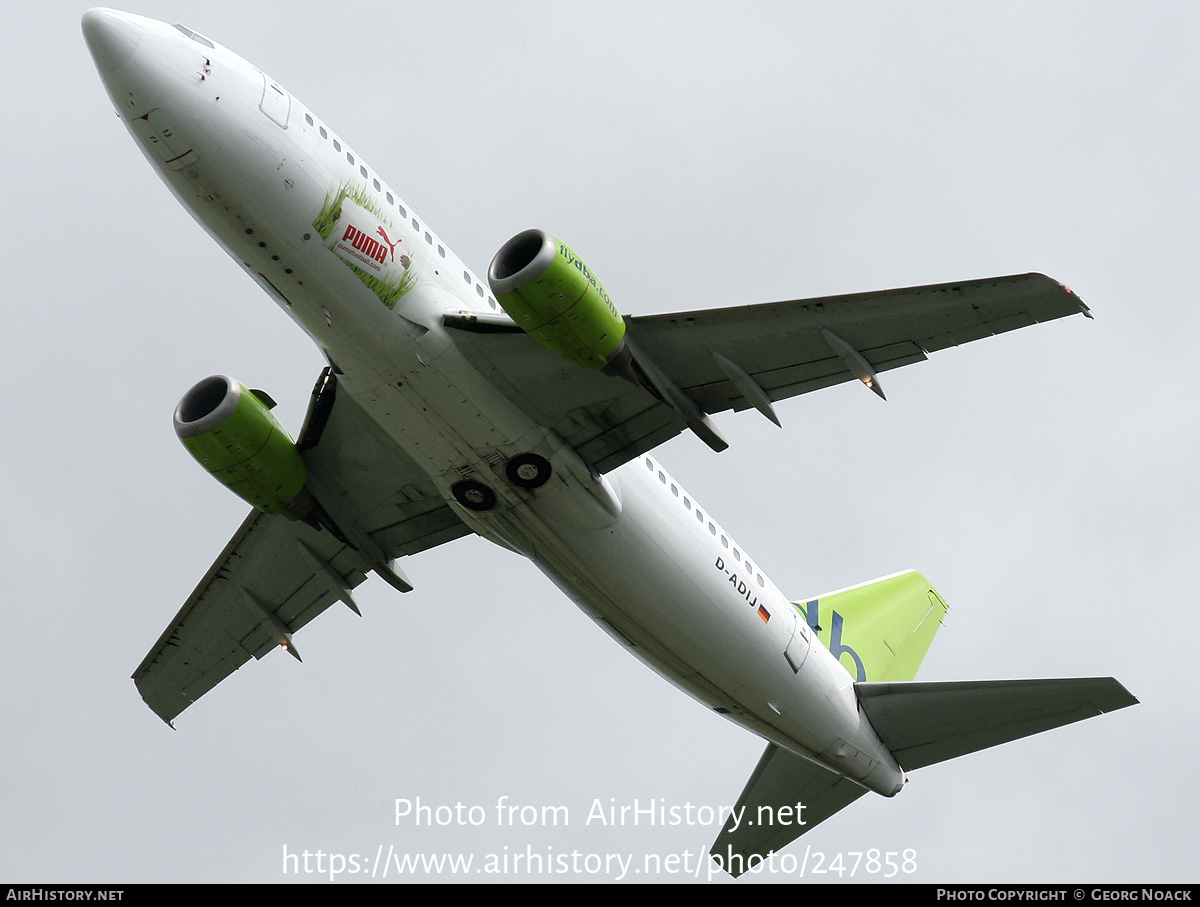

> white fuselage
[86,9,905,797]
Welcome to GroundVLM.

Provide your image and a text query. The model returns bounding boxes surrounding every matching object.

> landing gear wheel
[505,453,552,489]
[451,480,497,512]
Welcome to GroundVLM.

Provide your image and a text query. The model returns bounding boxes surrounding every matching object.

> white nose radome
[82,8,143,73]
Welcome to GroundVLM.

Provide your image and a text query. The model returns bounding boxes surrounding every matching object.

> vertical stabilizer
[794,570,948,682]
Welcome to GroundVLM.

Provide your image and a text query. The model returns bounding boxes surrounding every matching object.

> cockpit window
[173,24,215,48]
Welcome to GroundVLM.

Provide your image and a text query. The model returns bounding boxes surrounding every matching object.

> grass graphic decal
[313,183,415,309]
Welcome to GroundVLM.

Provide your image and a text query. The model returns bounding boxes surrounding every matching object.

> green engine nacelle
[173,375,311,518]
[488,229,627,370]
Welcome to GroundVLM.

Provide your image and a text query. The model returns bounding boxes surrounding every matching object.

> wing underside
[138,272,1089,722]
[132,510,368,723]
[447,272,1089,474]
[133,371,469,724]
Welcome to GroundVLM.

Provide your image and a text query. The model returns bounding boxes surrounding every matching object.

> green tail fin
[792,570,948,682]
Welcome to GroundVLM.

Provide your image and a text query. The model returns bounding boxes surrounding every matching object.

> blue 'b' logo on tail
[796,599,867,682]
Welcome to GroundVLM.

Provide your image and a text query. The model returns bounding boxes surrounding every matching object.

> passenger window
[360,166,368,178]
[438,245,445,258]
[373,178,381,191]
[475,285,484,297]
[333,139,341,151]
[386,192,394,204]
[306,114,314,126]
[347,152,354,165]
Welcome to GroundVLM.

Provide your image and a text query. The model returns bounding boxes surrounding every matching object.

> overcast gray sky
[2,0,1194,883]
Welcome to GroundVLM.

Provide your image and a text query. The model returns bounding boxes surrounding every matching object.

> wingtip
[1105,678,1139,710]
[1057,279,1092,319]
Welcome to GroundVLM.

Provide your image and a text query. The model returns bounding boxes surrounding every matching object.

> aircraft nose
[82,8,144,73]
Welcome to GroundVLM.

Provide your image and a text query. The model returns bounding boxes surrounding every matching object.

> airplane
[83,8,1136,877]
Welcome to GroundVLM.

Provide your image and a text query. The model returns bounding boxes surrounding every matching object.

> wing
[133,370,469,724]
[447,272,1089,474]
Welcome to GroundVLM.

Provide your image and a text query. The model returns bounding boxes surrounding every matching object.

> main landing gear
[451,480,496,512]
[504,453,552,489]
[451,453,552,512]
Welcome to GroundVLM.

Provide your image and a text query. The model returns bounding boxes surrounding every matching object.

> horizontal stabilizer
[711,743,866,878]
[857,677,1138,771]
